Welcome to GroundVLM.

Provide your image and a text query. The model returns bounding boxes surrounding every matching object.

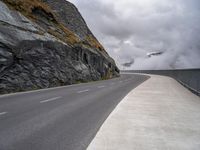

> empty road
[0,74,148,150]
[88,74,200,150]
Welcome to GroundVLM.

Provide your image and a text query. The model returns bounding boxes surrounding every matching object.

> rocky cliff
[0,0,119,94]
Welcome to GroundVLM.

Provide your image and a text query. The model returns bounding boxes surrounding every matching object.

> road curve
[88,74,200,150]
[0,74,149,150]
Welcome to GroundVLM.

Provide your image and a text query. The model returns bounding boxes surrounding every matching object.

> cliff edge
[0,0,119,94]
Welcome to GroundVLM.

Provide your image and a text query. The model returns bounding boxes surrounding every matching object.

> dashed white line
[40,97,61,103]
[0,112,7,116]
[98,85,105,88]
[77,89,90,94]
[110,82,115,85]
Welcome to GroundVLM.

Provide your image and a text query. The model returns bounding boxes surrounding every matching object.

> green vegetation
[2,0,107,50]
[2,0,54,20]
[84,35,105,52]
[3,0,79,45]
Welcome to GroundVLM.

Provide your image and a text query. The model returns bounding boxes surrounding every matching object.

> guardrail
[122,69,200,96]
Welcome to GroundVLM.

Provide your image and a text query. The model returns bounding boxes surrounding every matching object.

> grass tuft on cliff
[85,35,105,52]
[2,0,79,45]
[3,0,107,51]
[2,0,55,21]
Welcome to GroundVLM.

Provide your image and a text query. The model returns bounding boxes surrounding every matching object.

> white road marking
[40,97,61,103]
[119,81,123,83]
[0,79,95,99]
[110,82,115,85]
[77,89,90,94]
[98,86,105,88]
[0,112,7,116]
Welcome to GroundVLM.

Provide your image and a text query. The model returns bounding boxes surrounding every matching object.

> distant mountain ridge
[0,0,119,94]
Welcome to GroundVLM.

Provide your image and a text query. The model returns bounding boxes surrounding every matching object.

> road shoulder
[87,74,200,150]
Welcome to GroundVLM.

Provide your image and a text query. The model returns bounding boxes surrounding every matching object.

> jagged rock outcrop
[0,0,119,94]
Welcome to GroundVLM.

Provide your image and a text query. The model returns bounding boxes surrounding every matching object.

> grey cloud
[69,0,200,69]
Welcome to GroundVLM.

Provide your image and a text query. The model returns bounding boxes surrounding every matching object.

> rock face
[0,0,119,94]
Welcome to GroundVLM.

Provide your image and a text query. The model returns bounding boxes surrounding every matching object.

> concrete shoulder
[87,74,200,150]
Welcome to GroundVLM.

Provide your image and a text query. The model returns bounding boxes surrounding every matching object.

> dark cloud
[69,0,200,69]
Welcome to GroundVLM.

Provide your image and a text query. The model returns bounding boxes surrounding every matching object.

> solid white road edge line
[0,79,101,98]
[77,89,90,94]
[40,97,62,103]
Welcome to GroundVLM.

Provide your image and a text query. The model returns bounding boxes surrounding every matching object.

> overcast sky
[68,0,200,69]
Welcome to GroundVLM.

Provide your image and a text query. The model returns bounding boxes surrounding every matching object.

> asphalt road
[0,74,149,150]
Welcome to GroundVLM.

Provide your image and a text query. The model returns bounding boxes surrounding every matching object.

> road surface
[0,74,148,150]
[88,74,200,150]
